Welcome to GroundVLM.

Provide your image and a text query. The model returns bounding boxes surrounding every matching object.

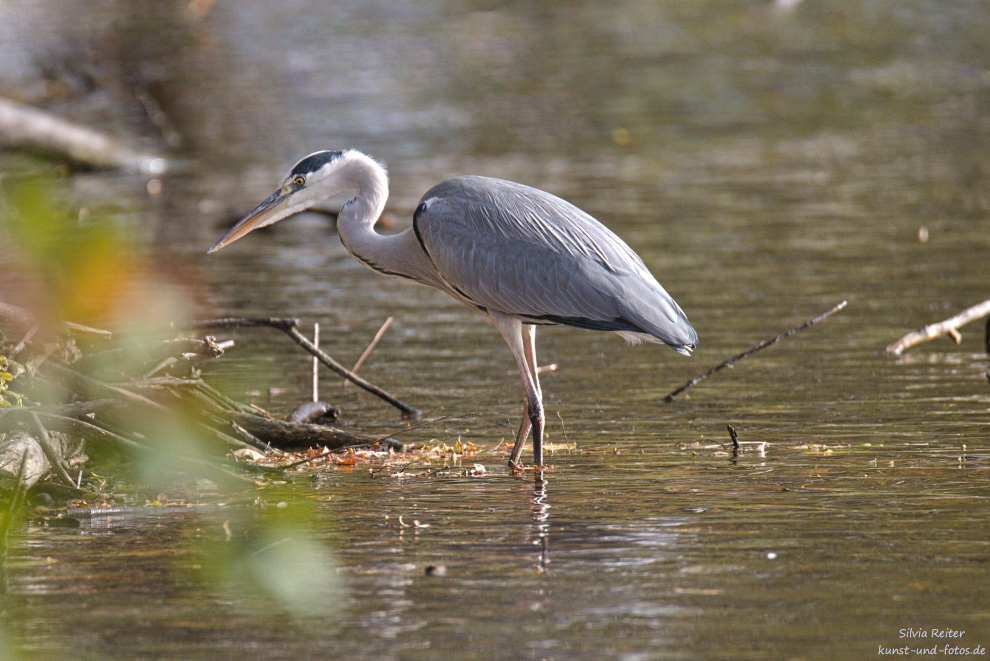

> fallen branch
[185,317,420,418]
[43,362,168,412]
[0,96,176,174]
[884,299,990,356]
[77,337,226,370]
[663,300,848,402]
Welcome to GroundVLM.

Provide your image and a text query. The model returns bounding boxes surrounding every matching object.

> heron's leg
[521,324,544,466]
[511,403,532,468]
[490,312,544,469]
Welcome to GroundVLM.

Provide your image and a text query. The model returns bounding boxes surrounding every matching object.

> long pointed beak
[208,190,289,253]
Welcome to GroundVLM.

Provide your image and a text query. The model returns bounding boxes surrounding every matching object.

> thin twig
[555,410,571,447]
[371,458,417,478]
[62,322,113,338]
[343,317,393,389]
[884,299,990,356]
[312,323,320,402]
[663,300,848,402]
[185,317,300,333]
[143,356,177,379]
[35,412,145,451]
[369,409,472,445]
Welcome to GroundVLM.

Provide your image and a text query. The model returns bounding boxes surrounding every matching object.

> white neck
[335,151,442,288]
[336,151,389,232]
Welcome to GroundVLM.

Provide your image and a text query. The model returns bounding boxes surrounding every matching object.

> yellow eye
[293,176,306,187]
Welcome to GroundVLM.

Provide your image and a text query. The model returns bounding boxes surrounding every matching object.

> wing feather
[414,176,697,349]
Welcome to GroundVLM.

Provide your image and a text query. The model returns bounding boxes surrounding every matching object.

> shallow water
[3,0,990,659]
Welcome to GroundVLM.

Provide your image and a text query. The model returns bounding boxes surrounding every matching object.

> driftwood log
[225,411,381,451]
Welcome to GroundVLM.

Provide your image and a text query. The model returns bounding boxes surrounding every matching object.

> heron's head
[208,150,353,253]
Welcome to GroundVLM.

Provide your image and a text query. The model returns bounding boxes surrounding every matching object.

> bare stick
[63,322,113,339]
[28,412,79,489]
[312,323,320,402]
[185,317,420,417]
[884,299,990,356]
[44,362,169,412]
[343,317,393,390]
[0,96,173,174]
[663,300,848,402]
[185,317,300,333]
[0,400,116,421]
[36,412,145,451]
[727,424,740,458]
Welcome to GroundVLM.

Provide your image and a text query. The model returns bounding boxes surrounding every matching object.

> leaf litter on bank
[236,437,488,480]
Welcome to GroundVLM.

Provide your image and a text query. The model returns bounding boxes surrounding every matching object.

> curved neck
[337,151,389,233]
[335,152,441,288]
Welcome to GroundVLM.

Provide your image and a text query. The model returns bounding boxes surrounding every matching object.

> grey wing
[413,176,697,350]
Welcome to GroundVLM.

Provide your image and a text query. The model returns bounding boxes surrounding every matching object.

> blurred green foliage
[1,174,141,327]
[187,487,344,620]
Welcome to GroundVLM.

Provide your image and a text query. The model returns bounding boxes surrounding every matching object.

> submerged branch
[663,300,848,402]
[884,299,990,356]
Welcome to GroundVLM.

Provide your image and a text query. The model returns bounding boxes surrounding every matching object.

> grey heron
[209,149,697,469]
